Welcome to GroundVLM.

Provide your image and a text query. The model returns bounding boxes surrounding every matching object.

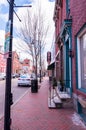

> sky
[0,0,55,60]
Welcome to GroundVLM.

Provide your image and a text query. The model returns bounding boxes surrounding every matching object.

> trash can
[31,79,38,93]
[49,76,52,81]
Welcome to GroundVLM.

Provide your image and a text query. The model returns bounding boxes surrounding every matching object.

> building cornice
[60,18,72,38]
[53,0,62,21]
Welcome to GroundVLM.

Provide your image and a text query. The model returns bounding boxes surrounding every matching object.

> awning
[47,61,55,70]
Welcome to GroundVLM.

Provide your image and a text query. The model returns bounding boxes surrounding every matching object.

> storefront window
[79,33,86,89]
[81,34,86,88]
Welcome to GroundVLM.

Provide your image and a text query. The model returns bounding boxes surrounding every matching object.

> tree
[17,5,49,77]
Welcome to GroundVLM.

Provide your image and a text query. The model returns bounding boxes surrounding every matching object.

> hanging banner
[4,20,11,58]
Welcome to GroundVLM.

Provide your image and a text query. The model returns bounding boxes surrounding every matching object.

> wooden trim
[78,95,86,108]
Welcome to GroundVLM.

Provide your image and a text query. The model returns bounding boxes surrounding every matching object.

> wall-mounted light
[69,49,74,58]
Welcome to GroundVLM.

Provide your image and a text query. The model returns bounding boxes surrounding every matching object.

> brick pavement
[0,77,86,130]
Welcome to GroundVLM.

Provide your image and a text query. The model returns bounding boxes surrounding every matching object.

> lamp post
[4,1,32,130]
[4,0,14,130]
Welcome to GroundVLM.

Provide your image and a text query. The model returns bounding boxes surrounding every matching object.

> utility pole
[4,0,14,130]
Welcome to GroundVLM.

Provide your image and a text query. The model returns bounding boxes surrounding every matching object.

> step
[56,90,71,100]
[53,96,63,108]
[48,98,56,108]
[55,88,73,108]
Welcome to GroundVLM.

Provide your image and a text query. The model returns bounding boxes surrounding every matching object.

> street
[0,78,30,119]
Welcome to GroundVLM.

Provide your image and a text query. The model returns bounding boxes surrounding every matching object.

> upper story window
[66,0,70,17]
[76,25,86,90]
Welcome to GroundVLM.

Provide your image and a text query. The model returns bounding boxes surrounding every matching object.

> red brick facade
[12,51,21,74]
[22,58,32,73]
[53,0,86,122]
[70,0,86,93]
[0,51,32,75]
[0,53,6,73]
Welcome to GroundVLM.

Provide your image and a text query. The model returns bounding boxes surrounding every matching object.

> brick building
[22,58,32,74]
[12,52,32,74]
[53,0,86,122]
[12,51,21,74]
[70,0,86,122]
[0,53,6,73]
[0,50,32,75]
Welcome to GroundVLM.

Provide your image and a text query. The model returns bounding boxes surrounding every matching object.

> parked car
[0,73,6,80]
[12,73,20,78]
[31,72,36,79]
[12,73,16,78]
[17,74,31,87]
[15,73,20,78]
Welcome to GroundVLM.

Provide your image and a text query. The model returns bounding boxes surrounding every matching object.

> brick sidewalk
[0,77,86,130]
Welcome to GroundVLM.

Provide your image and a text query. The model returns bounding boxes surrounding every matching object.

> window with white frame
[77,31,86,89]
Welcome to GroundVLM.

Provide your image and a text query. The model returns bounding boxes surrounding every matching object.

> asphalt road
[0,78,30,118]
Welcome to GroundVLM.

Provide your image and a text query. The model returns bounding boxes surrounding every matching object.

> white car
[0,73,6,80]
[31,73,36,79]
[18,74,31,87]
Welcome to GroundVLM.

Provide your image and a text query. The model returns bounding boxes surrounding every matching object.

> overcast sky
[0,0,55,59]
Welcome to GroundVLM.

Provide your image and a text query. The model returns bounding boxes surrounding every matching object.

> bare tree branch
[16,4,49,75]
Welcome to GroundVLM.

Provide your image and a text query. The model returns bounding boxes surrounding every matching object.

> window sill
[78,95,86,108]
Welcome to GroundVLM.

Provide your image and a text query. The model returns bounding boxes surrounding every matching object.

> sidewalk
[0,77,86,130]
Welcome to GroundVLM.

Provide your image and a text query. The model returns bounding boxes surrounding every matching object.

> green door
[65,40,70,88]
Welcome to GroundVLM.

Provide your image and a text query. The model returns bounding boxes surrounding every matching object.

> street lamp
[4,1,32,130]
[4,1,14,130]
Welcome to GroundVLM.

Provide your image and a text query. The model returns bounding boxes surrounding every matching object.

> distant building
[12,51,20,74]
[0,50,33,75]
[22,58,32,74]
[0,53,6,73]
